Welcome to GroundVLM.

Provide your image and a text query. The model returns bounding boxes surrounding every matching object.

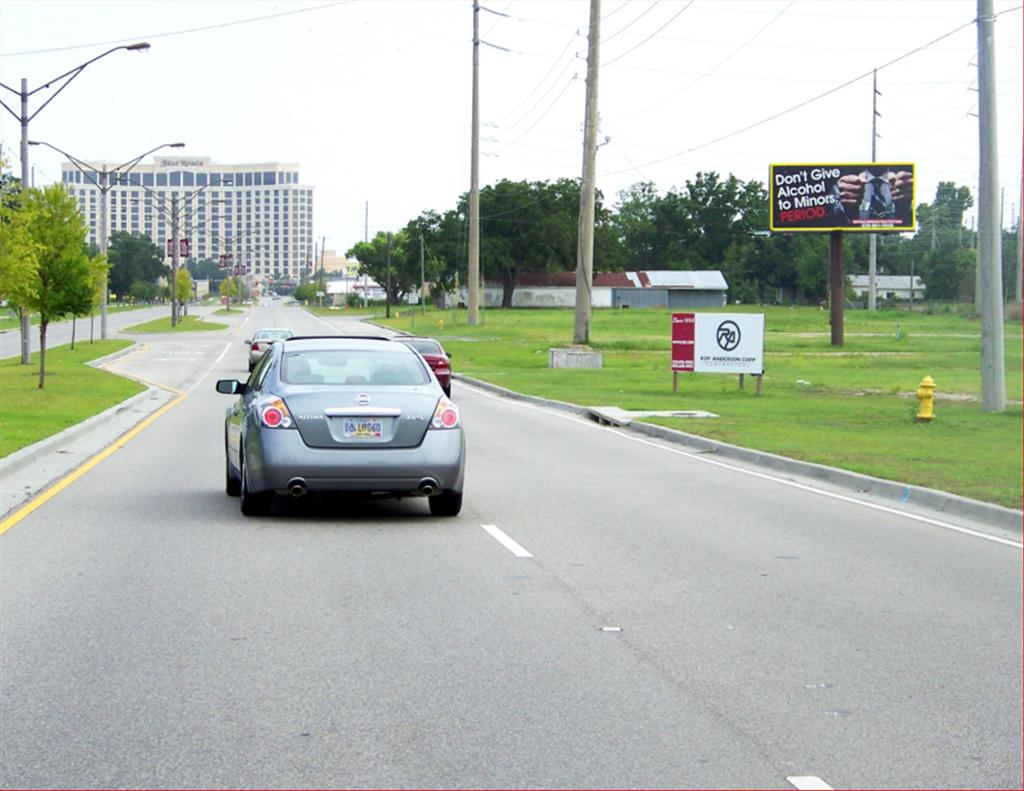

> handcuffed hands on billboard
[770,163,915,233]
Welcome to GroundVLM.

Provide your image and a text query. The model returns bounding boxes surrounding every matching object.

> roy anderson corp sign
[770,163,916,233]
[672,313,764,375]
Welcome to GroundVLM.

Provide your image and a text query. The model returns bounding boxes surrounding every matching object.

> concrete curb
[1,386,173,479]
[455,374,1023,534]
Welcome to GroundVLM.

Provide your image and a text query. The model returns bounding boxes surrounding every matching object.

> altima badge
[357,393,371,405]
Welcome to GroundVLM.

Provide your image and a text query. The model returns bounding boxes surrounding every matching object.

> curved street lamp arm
[25,43,150,123]
[112,142,184,174]
[0,97,19,123]
[28,139,104,185]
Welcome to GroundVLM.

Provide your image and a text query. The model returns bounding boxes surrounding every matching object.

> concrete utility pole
[385,231,392,319]
[171,193,180,326]
[573,0,601,346]
[1017,170,1022,303]
[977,0,1005,412]
[420,235,426,313]
[364,200,370,307]
[868,69,879,311]
[468,0,481,325]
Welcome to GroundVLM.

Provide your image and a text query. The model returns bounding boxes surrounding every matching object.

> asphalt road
[1,303,1021,789]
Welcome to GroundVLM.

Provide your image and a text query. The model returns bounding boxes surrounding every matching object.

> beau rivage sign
[156,157,211,168]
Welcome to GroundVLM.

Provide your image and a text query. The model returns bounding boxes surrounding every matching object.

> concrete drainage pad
[586,407,719,427]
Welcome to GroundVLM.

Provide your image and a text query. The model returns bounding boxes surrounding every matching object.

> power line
[0,1,350,57]
[611,0,794,120]
[602,1,695,67]
[485,32,579,125]
[602,1,661,45]
[602,10,1012,180]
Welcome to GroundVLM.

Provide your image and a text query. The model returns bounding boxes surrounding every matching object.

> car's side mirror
[243,339,251,345]
[447,352,453,359]
[216,379,247,395]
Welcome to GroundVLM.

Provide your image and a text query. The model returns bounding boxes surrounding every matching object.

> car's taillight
[431,397,460,429]
[251,341,261,351]
[259,396,293,429]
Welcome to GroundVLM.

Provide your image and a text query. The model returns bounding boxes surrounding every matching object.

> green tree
[187,257,223,280]
[23,185,94,388]
[294,281,318,303]
[347,231,417,305]
[478,178,581,307]
[107,231,166,300]
[219,276,239,306]
[0,164,37,365]
[175,268,193,315]
[0,184,38,317]
[129,280,160,302]
[69,252,107,348]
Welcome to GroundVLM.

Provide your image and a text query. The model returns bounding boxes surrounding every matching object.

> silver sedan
[216,336,466,516]
[245,327,294,371]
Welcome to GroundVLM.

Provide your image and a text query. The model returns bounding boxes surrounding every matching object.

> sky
[0,0,1021,256]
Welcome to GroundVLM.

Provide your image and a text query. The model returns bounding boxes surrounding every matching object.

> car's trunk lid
[282,388,439,449]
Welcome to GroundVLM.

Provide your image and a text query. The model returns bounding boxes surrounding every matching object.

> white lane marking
[468,385,1023,550]
[308,311,343,332]
[787,776,833,790]
[481,524,534,558]
[185,342,233,394]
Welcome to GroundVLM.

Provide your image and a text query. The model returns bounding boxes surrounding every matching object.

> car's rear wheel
[240,453,272,516]
[428,490,462,517]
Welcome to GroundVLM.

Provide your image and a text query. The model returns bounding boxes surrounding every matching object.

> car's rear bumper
[245,427,465,495]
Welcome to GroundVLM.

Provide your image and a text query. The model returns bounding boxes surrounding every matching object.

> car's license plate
[343,419,384,438]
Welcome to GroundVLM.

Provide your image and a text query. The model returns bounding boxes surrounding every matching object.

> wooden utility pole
[573,0,601,346]
[420,235,426,314]
[468,0,481,325]
[977,0,1005,412]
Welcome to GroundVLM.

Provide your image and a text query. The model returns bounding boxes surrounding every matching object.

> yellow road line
[0,386,186,535]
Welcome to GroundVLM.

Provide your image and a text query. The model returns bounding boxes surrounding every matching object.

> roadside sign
[769,163,916,233]
[672,313,764,375]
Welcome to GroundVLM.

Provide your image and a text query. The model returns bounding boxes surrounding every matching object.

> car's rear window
[257,330,292,341]
[281,350,430,386]
[403,339,443,356]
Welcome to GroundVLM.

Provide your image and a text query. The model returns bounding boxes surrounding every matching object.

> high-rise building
[62,155,314,285]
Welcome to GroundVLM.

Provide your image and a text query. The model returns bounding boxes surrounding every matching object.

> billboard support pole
[829,231,844,346]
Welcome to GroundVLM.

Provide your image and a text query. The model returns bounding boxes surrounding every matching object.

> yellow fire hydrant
[438,318,445,331]
[916,375,936,421]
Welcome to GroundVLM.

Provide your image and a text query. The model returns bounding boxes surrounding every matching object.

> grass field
[0,341,143,458]
[375,305,1023,510]
[122,315,229,333]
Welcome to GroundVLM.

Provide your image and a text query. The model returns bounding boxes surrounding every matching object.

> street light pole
[28,140,184,338]
[0,43,151,363]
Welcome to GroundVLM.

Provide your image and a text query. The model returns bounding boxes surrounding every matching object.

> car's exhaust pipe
[287,478,308,498]
[418,478,439,496]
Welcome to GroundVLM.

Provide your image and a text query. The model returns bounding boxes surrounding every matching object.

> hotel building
[62,156,314,284]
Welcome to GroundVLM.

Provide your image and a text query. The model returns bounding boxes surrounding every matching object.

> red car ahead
[399,336,452,397]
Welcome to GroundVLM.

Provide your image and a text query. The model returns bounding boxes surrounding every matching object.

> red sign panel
[671,313,695,372]
[165,238,191,257]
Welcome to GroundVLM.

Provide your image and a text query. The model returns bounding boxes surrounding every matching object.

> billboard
[672,313,764,375]
[770,163,916,233]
